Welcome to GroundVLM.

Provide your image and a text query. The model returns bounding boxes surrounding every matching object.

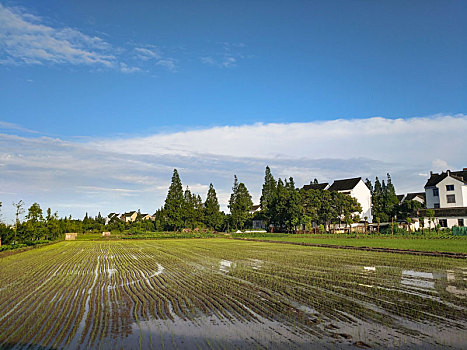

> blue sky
[0,1,466,222]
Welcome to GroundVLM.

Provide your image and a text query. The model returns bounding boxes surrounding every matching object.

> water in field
[0,240,466,349]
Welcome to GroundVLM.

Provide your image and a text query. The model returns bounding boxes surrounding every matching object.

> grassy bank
[232,233,467,253]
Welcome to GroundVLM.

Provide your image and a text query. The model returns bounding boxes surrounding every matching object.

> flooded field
[0,239,466,349]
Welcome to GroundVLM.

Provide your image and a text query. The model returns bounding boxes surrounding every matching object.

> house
[420,169,467,228]
[404,192,426,205]
[328,177,372,222]
[302,182,329,191]
[250,205,265,229]
[65,233,77,240]
[139,213,155,221]
[120,211,138,223]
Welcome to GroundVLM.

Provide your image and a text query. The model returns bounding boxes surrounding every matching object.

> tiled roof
[415,207,467,217]
[425,170,467,187]
[328,177,361,191]
[302,183,329,191]
[405,192,426,201]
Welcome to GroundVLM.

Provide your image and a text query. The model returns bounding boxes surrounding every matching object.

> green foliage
[260,166,277,226]
[164,169,185,231]
[228,175,253,229]
[368,173,399,222]
[204,183,223,230]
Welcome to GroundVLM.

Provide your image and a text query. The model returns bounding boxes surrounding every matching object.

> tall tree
[284,177,301,232]
[260,166,277,228]
[164,169,184,231]
[384,173,399,220]
[182,186,196,228]
[229,176,253,230]
[204,183,223,230]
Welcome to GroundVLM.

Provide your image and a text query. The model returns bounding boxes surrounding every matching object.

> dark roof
[328,177,361,191]
[123,211,137,216]
[302,183,329,191]
[414,207,467,217]
[405,192,426,202]
[397,195,404,203]
[251,205,261,211]
[425,170,467,187]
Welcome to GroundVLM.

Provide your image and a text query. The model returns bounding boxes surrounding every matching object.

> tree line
[1,167,425,244]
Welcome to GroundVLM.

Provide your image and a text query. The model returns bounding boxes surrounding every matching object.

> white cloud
[155,58,176,71]
[199,42,246,68]
[0,121,38,134]
[0,114,466,222]
[134,47,161,60]
[0,4,117,67]
[119,62,141,73]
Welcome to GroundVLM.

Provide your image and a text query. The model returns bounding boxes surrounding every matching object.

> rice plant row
[0,239,466,349]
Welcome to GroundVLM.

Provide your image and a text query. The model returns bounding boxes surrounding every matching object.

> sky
[0,0,466,223]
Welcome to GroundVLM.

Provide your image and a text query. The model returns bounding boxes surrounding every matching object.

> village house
[249,205,265,229]
[418,169,467,228]
[327,177,372,223]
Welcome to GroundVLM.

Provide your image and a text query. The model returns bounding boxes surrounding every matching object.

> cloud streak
[0,4,116,67]
[0,114,465,223]
[0,4,174,73]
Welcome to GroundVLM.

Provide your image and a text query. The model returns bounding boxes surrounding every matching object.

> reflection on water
[219,259,235,272]
[401,270,435,290]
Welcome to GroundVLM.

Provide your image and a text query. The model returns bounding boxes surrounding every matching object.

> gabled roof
[123,211,137,217]
[328,177,361,191]
[425,170,467,187]
[405,192,426,201]
[397,195,404,203]
[302,183,329,191]
[251,205,261,212]
[415,207,467,217]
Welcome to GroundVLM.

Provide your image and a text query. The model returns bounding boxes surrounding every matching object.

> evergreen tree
[164,169,184,231]
[284,177,301,232]
[384,173,399,220]
[182,186,196,228]
[260,166,277,227]
[204,183,223,230]
[229,176,253,230]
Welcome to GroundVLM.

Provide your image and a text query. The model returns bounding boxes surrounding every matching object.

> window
[434,203,440,208]
[439,219,447,228]
[446,184,454,191]
[447,195,456,204]
[459,219,464,227]
[433,188,439,196]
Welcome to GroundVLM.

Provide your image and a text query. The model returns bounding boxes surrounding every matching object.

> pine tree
[164,169,184,231]
[183,186,196,228]
[229,175,253,230]
[284,177,301,232]
[204,183,223,230]
[260,166,277,227]
[384,173,399,220]
[260,166,276,211]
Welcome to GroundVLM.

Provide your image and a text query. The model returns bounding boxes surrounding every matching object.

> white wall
[437,176,465,208]
[422,216,467,229]
[349,179,372,222]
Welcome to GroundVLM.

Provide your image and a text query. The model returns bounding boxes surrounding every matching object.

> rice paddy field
[0,239,466,349]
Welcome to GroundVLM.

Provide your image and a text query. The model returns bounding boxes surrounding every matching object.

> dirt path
[232,237,467,259]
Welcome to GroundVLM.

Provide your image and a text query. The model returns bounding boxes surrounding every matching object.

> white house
[328,177,372,223]
[421,169,467,228]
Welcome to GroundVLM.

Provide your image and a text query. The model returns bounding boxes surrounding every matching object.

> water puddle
[219,259,236,273]
[401,270,435,290]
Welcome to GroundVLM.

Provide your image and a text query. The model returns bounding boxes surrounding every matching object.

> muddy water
[0,240,466,349]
